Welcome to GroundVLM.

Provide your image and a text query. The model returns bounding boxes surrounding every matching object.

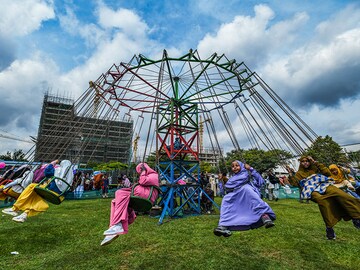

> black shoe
[275,197,278,202]
[352,219,360,229]
[213,226,232,237]
[326,227,336,240]
[261,214,275,229]
[264,220,275,228]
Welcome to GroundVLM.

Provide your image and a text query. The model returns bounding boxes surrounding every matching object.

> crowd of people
[1,155,360,244]
[69,171,133,199]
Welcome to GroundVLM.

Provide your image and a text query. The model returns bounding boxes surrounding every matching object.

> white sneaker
[2,208,19,217]
[103,223,124,235]
[12,212,27,223]
[100,234,119,246]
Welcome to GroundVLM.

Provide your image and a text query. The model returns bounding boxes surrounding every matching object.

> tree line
[1,135,359,175]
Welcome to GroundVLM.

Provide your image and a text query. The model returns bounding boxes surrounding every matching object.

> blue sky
[0,0,360,155]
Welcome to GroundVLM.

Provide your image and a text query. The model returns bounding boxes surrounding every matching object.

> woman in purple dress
[214,160,276,237]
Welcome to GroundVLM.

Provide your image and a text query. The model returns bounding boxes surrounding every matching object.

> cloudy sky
[0,0,360,156]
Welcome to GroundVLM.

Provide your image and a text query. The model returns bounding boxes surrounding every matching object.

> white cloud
[0,52,59,115]
[97,5,149,38]
[0,52,60,153]
[300,100,360,145]
[58,6,105,48]
[255,5,360,145]
[315,4,360,43]
[58,32,142,98]
[0,0,55,37]
[195,3,360,148]
[261,20,360,104]
[55,3,181,108]
[56,3,157,98]
[197,4,308,68]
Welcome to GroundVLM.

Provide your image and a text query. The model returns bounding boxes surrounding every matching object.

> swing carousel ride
[21,49,318,224]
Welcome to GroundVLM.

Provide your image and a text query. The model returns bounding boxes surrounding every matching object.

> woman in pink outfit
[100,162,159,246]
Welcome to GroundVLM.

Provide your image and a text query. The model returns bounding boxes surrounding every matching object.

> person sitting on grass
[100,162,159,246]
[213,160,276,237]
[285,155,360,240]
[2,160,60,222]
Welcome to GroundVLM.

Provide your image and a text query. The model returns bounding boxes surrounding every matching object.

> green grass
[1,198,359,270]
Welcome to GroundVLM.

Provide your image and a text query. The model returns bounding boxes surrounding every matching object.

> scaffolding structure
[35,93,133,164]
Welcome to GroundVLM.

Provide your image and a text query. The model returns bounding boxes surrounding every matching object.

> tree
[0,149,28,161]
[0,151,12,161]
[86,160,100,169]
[304,135,349,166]
[145,152,157,168]
[200,161,212,173]
[13,149,27,161]
[221,148,292,174]
[347,150,360,168]
[242,148,292,174]
[93,161,128,172]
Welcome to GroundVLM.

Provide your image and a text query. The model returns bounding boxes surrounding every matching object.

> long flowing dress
[218,161,276,231]
[12,183,49,216]
[109,163,159,234]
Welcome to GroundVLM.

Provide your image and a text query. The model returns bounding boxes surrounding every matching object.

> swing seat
[34,160,75,205]
[34,176,70,205]
[129,183,161,212]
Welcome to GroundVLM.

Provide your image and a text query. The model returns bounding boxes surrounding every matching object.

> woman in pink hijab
[100,162,159,246]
